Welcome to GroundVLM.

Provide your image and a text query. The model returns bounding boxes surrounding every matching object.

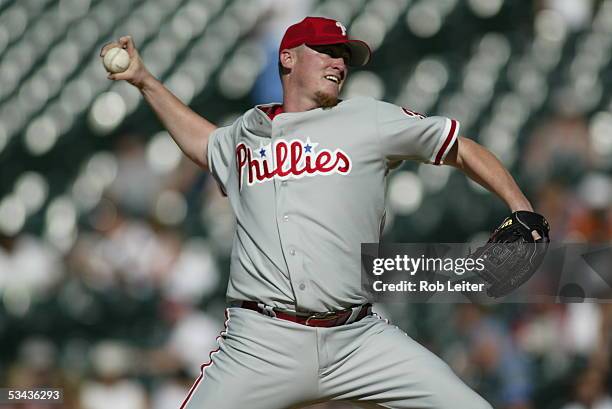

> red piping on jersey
[179,309,231,409]
[434,119,458,165]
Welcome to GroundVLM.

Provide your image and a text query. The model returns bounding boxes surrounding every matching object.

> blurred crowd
[1,0,612,408]
[0,135,229,409]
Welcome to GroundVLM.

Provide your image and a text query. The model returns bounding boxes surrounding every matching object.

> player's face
[295,44,350,107]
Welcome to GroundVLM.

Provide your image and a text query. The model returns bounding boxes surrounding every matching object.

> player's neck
[282,98,319,113]
[282,87,322,113]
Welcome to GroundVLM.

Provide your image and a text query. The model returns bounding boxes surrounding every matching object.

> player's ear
[279,49,295,71]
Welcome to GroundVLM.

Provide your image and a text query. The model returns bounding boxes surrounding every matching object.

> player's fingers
[531,230,542,241]
[119,35,136,54]
[108,71,130,81]
[100,42,120,57]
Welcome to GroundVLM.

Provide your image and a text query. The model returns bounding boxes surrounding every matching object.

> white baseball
[103,47,130,73]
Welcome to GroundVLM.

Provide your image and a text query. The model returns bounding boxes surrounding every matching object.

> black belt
[237,301,372,327]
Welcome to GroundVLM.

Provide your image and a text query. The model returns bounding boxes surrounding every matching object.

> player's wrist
[136,72,160,92]
[510,203,534,213]
[508,196,533,213]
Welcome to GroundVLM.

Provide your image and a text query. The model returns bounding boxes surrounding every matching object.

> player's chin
[314,89,339,108]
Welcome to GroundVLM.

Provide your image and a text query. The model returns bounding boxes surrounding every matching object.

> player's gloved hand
[100,36,153,89]
[470,211,550,298]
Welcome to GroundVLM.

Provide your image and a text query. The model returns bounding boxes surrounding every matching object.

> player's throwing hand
[100,36,152,89]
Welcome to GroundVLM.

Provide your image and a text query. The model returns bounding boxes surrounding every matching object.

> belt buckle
[305,311,341,326]
[257,302,277,318]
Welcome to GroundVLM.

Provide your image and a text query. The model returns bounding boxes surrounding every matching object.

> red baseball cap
[279,17,371,67]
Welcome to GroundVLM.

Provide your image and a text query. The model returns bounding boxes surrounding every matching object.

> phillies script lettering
[236,138,352,189]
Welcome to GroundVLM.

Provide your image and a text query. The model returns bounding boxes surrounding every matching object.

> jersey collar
[259,104,284,120]
[241,103,279,137]
[246,100,344,137]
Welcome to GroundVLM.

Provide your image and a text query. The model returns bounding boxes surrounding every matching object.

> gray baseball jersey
[207,96,459,312]
[182,97,492,409]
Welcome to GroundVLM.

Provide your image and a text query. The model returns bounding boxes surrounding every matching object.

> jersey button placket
[275,191,303,297]
[274,120,307,302]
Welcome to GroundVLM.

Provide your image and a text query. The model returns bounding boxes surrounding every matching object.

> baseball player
[100,16,544,409]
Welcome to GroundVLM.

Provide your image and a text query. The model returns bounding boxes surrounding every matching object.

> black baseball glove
[470,211,550,298]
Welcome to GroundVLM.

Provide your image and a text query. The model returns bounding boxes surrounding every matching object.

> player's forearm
[140,76,216,169]
[447,137,533,212]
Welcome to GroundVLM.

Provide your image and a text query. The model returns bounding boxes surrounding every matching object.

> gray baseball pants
[181,307,492,409]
